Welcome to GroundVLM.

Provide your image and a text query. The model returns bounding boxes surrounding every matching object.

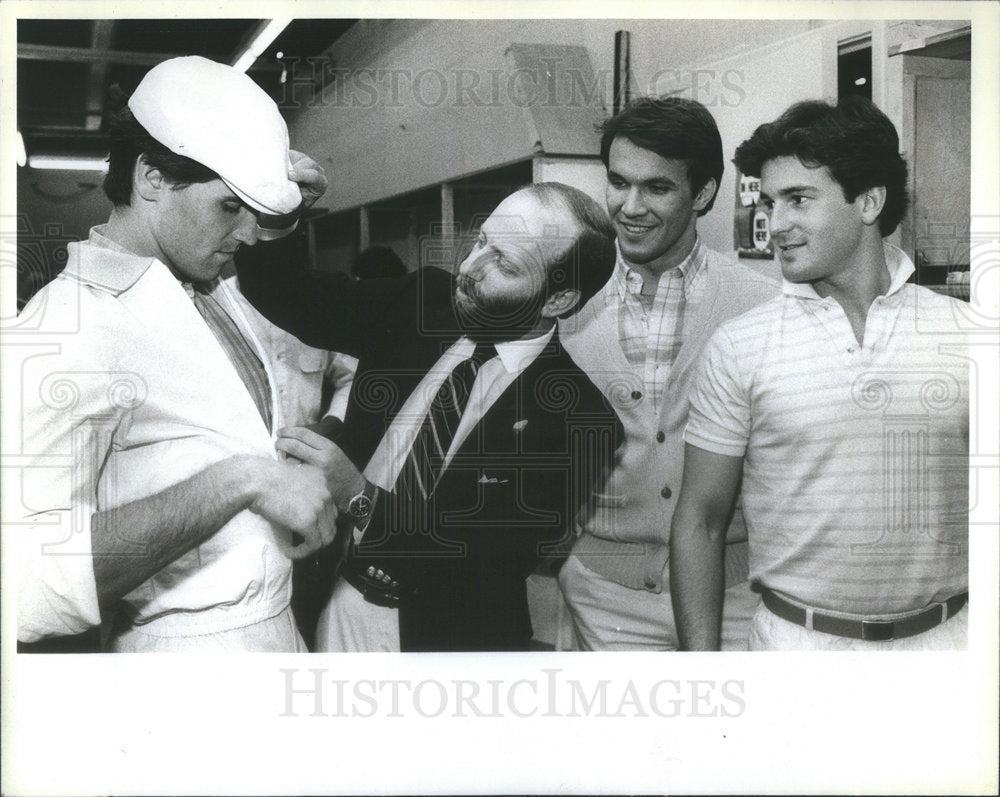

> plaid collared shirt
[602,238,708,409]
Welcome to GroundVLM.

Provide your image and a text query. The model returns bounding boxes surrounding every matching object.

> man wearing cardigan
[557,96,778,650]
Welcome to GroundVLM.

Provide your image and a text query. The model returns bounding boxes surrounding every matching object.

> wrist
[332,472,367,513]
[339,478,377,530]
[226,455,277,510]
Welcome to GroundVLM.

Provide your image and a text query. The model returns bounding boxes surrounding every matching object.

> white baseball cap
[128,56,302,239]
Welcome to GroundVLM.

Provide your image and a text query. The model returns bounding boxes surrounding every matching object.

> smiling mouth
[777,242,805,253]
[618,221,656,235]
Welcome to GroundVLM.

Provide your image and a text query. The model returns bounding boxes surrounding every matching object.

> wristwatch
[344,480,377,528]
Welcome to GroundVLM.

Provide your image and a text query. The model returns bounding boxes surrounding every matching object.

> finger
[275,437,323,464]
[277,426,330,450]
[287,151,317,174]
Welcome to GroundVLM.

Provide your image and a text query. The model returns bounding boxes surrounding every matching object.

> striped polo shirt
[685,246,968,616]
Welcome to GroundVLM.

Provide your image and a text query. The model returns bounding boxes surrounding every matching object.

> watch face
[349,493,372,519]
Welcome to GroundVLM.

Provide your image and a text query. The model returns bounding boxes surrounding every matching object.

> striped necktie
[398,341,496,500]
[191,282,273,432]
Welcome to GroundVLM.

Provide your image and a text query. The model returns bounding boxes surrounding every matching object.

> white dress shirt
[364,327,555,492]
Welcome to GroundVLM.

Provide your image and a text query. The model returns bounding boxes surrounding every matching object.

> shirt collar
[611,237,705,299]
[782,244,915,300]
[89,224,134,255]
[455,326,555,375]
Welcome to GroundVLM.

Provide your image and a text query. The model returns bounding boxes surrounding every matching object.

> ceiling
[17,18,358,163]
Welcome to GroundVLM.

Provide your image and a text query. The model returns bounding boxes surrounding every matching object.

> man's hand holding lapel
[276,426,369,519]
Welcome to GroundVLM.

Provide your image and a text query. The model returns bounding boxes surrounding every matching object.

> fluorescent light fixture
[16,131,27,167]
[854,77,867,86]
[27,155,108,172]
[232,19,291,73]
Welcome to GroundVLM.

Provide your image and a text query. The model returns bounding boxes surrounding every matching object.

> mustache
[451,272,546,340]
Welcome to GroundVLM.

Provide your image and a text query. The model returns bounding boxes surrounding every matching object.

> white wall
[533,157,608,208]
[640,21,870,258]
[285,19,822,213]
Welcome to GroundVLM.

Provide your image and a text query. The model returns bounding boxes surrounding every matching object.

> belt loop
[804,606,814,631]
[941,602,948,623]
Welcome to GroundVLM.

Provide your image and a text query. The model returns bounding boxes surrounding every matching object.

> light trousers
[558,552,760,651]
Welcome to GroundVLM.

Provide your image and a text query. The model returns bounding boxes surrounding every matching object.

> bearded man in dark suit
[236,176,622,652]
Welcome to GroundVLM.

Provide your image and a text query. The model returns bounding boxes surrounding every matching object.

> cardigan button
[660,485,672,500]
[631,390,642,401]
[656,430,665,443]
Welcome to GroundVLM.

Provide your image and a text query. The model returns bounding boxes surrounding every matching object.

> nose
[621,186,645,218]
[232,208,260,246]
[458,244,490,278]
[767,203,790,238]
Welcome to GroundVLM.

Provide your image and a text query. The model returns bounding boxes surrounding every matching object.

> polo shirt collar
[781,244,916,301]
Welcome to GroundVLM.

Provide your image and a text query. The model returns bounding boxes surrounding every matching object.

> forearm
[670,511,727,651]
[91,455,267,614]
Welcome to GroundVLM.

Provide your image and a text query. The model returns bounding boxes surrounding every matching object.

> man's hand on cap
[288,150,328,209]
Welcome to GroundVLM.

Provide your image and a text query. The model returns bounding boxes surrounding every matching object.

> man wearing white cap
[16,56,336,651]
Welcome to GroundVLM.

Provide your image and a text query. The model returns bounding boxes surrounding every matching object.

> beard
[452,271,547,342]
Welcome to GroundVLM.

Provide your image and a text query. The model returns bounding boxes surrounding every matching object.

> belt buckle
[860,619,894,642]
[361,582,400,608]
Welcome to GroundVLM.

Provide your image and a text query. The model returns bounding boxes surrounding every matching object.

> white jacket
[14,233,297,642]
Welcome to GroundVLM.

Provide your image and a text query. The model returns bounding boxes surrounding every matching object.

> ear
[692,177,717,213]
[541,288,581,319]
[133,156,167,202]
[858,186,887,227]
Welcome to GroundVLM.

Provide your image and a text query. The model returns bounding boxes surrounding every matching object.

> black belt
[761,588,968,642]
[341,548,416,609]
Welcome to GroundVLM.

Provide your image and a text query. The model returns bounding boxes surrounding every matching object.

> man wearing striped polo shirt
[670,97,969,650]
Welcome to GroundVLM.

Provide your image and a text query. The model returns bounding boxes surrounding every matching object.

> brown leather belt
[761,588,968,642]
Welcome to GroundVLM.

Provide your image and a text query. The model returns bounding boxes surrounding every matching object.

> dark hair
[733,96,909,236]
[102,87,218,206]
[352,245,407,280]
[523,182,616,316]
[599,95,724,215]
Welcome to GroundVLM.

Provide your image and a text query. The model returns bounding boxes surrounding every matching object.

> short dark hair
[599,95,724,215]
[523,182,616,316]
[733,96,909,236]
[102,87,218,206]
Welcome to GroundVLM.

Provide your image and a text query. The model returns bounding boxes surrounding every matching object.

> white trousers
[558,552,760,651]
[314,577,401,652]
[110,605,307,652]
[749,603,969,651]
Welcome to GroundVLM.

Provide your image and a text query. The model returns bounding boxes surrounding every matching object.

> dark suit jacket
[237,246,621,651]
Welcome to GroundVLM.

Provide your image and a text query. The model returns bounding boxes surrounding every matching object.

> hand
[275,426,364,510]
[288,150,328,209]
[249,459,338,559]
[299,416,343,443]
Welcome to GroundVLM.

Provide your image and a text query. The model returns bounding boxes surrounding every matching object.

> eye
[495,255,519,275]
[648,184,671,195]
[222,202,242,215]
[761,198,774,210]
[791,195,808,206]
[607,177,626,190]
